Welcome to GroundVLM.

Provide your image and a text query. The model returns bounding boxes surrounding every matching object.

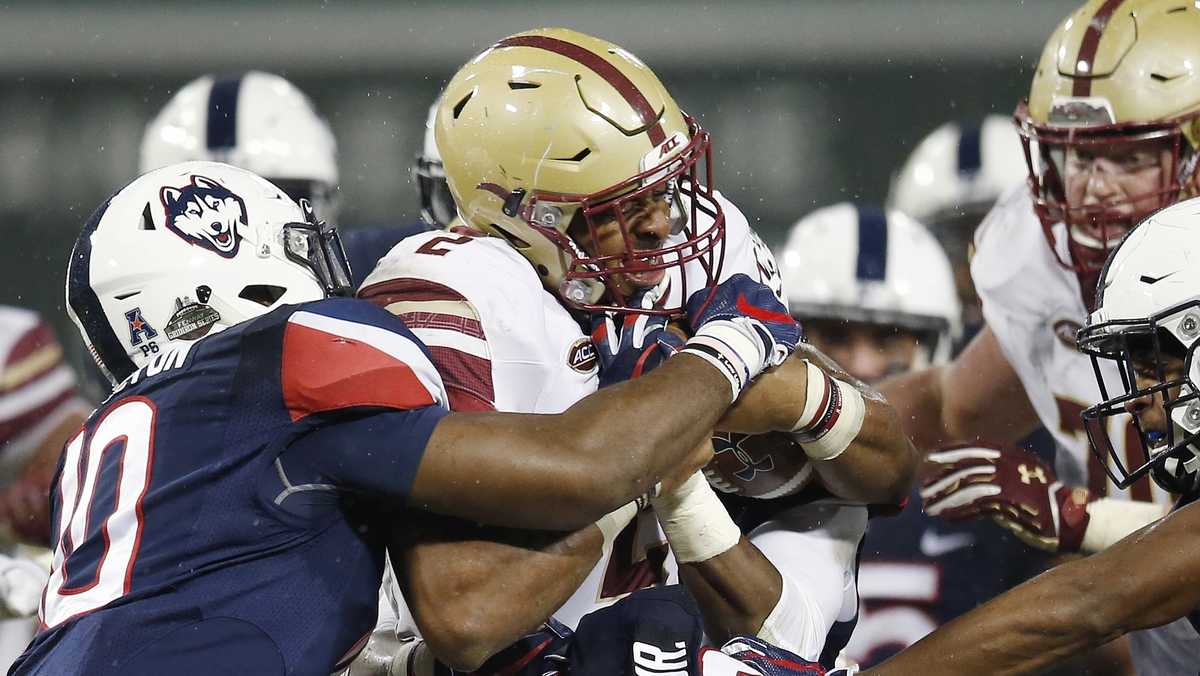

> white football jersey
[361,192,862,649]
[971,186,1200,672]
[971,186,1172,505]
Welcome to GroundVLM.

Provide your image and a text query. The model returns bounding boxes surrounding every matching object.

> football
[704,431,814,500]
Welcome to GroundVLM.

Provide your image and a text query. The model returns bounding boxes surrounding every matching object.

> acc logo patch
[160,175,248,258]
[1052,318,1083,349]
[567,337,598,374]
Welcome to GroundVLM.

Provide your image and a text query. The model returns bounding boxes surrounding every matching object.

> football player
[860,195,1200,675]
[887,115,1027,334]
[139,70,430,286]
[771,203,1047,666]
[351,28,916,675]
[878,0,1200,668]
[0,308,92,667]
[412,98,455,230]
[13,161,802,676]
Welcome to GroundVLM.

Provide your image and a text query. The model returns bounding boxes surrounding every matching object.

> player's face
[802,319,923,384]
[1063,139,1172,243]
[1123,349,1188,446]
[570,189,674,297]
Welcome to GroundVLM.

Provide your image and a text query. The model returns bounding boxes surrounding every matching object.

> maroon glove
[919,444,1093,553]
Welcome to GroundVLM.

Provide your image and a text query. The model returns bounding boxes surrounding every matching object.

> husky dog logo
[160,175,248,258]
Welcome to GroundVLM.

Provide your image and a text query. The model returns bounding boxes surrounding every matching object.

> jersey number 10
[41,397,157,629]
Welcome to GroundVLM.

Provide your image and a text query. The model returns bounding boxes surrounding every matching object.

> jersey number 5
[41,397,157,629]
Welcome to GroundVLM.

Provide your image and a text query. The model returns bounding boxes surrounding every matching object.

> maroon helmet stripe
[496,35,667,146]
[1072,0,1126,97]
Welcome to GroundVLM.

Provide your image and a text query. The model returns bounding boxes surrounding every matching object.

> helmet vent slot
[554,148,591,163]
[239,284,287,306]
[508,81,541,90]
[114,291,141,301]
[452,90,474,120]
[140,203,156,230]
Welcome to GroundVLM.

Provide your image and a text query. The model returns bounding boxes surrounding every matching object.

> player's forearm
[811,397,917,505]
[677,537,783,643]
[415,354,730,530]
[878,365,952,451]
[869,502,1200,676]
[557,354,732,512]
[398,519,603,671]
[865,557,1120,676]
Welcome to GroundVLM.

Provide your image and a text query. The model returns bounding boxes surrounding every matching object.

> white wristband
[682,318,769,401]
[790,367,866,462]
[595,500,640,545]
[1080,498,1170,554]
[652,471,742,563]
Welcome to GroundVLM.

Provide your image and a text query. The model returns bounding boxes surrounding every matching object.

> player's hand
[685,274,800,369]
[0,552,46,618]
[591,289,686,387]
[701,635,831,675]
[920,444,1093,553]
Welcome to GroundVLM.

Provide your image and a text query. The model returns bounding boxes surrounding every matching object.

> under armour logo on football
[1018,463,1048,485]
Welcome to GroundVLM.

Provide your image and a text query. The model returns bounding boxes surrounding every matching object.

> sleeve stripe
[385,299,480,323]
[394,309,485,340]
[288,311,448,408]
[409,327,488,360]
[0,364,77,422]
[428,345,495,411]
[358,277,468,305]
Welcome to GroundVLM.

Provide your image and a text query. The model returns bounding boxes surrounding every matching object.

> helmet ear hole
[238,284,287,307]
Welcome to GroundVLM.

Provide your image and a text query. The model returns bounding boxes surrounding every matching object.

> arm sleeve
[280,405,448,505]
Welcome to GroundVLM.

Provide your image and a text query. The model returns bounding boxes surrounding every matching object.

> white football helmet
[413,97,456,228]
[888,115,1026,229]
[66,161,351,385]
[139,72,340,221]
[777,203,962,365]
[1078,195,1200,494]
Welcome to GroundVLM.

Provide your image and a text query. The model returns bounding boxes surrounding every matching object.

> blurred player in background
[0,308,91,669]
[774,203,1044,666]
[348,28,915,675]
[412,99,456,230]
[880,1,1200,669]
[139,70,429,287]
[887,115,1026,335]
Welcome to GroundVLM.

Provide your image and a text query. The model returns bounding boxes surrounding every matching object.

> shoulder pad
[280,298,448,421]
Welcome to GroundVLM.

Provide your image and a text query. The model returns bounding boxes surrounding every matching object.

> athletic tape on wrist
[652,471,742,563]
[790,366,865,461]
[595,500,640,546]
[682,319,765,400]
[1080,498,1169,554]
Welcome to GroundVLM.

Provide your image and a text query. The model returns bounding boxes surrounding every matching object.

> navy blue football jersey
[12,298,448,676]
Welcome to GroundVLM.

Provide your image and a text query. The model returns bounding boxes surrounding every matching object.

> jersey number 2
[41,397,157,629]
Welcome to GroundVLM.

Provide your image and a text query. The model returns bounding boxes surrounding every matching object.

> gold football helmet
[1018,0,1200,281]
[435,27,725,315]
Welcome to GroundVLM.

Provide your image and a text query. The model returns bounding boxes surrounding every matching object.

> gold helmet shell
[436,27,725,315]
[1018,0,1200,285]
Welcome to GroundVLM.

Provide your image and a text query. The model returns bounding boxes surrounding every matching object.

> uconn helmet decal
[160,175,248,258]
